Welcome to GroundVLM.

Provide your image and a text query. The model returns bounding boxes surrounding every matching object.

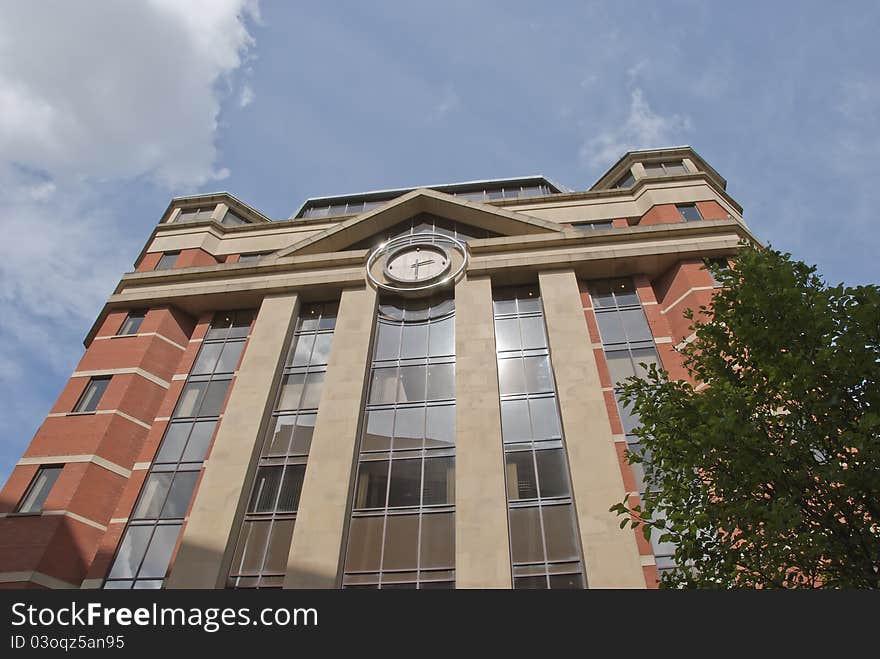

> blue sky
[1,1,878,485]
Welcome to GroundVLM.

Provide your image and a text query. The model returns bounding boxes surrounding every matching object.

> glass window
[345,294,456,587]
[677,203,703,222]
[494,286,585,588]
[346,516,383,571]
[16,465,63,513]
[72,376,111,413]
[137,525,180,579]
[420,513,454,568]
[221,210,248,226]
[155,251,180,270]
[509,507,544,564]
[536,449,570,498]
[614,171,636,188]
[422,456,454,505]
[388,459,422,507]
[355,460,389,509]
[117,310,147,336]
[237,252,266,263]
[506,452,538,500]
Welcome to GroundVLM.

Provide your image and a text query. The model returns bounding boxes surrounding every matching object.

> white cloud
[0,0,258,188]
[581,88,692,168]
[0,2,259,474]
[239,83,255,108]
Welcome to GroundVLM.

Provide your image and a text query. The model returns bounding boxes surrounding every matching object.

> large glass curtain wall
[588,278,675,573]
[104,310,255,588]
[493,286,585,589]
[342,296,456,589]
[227,302,337,588]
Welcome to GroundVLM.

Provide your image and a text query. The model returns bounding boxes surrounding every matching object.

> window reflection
[344,294,456,588]
[494,286,585,589]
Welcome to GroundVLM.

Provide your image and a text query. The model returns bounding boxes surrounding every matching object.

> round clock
[383,244,451,284]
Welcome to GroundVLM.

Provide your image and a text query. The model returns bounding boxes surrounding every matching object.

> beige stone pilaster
[538,269,645,588]
[631,162,647,180]
[454,275,512,588]
[284,285,377,588]
[212,202,229,223]
[166,292,300,588]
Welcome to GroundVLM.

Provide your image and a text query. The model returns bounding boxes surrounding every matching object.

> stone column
[167,292,300,588]
[454,275,512,588]
[284,286,377,588]
[539,269,645,588]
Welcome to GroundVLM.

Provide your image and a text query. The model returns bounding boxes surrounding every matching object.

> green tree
[611,245,880,588]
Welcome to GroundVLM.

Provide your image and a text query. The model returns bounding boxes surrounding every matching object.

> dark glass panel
[345,517,383,572]
[138,524,180,579]
[277,465,306,511]
[355,461,389,509]
[160,470,199,518]
[535,448,571,498]
[387,459,422,507]
[249,466,282,513]
[420,512,455,568]
[542,504,580,561]
[515,575,548,589]
[422,456,454,505]
[509,507,544,564]
[382,514,419,570]
[549,573,584,589]
[264,520,295,574]
[235,520,270,574]
[506,451,538,500]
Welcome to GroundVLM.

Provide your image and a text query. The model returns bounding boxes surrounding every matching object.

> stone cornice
[86,219,755,347]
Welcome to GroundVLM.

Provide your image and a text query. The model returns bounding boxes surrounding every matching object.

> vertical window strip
[342,296,456,589]
[493,285,586,589]
[227,302,338,589]
[104,309,256,590]
[588,277,675,573]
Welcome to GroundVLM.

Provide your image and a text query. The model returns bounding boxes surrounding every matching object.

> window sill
[66,411,98,417]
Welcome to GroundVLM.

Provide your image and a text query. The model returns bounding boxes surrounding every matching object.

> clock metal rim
[366,233,468,294]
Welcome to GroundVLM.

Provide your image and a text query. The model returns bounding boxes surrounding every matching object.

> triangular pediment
[269,188,563,259]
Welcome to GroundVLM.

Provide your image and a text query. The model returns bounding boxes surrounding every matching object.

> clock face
[384,244,451,284]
